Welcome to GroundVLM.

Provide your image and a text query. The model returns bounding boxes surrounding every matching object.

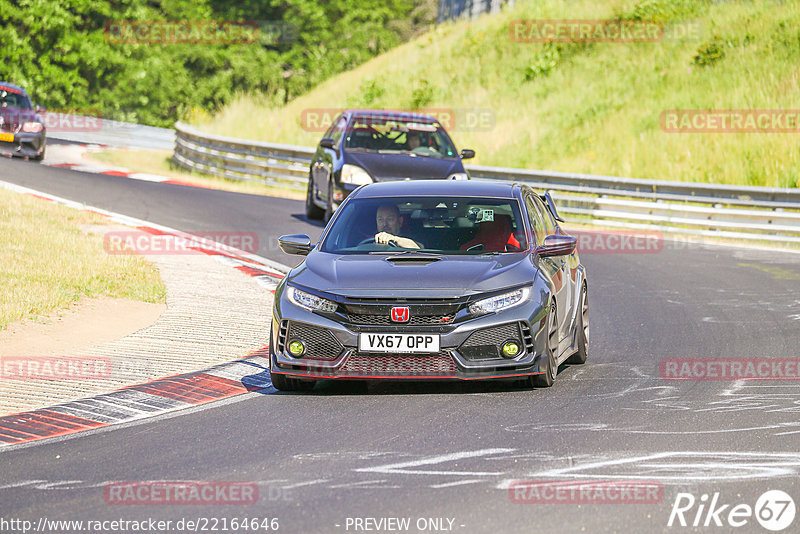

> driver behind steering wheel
[375,204,422,249]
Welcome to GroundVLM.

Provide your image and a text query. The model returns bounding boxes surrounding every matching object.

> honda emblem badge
[390,306,410,323]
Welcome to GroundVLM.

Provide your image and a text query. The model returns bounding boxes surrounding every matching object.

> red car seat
[460,215,521,252]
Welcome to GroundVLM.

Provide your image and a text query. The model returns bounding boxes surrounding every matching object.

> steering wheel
[358,237,398,247]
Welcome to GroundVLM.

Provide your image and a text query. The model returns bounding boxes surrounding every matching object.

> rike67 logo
[668,490,796,531]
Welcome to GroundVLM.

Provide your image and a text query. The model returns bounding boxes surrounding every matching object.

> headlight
[468,287,530,315]
[287,286,337,313]
[340,164,373,185]
[447,173,469,180]
[22,122,43,133]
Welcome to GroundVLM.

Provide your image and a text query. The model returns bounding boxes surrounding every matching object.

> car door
[538,195,575,349]
[526,193,571,355]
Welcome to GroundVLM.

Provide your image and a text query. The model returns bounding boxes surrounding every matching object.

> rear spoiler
[539,191,565,223]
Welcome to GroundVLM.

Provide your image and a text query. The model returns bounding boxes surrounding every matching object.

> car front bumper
[0,131,45,158]
[270,294,551,381]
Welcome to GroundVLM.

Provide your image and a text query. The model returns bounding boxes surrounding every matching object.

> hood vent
[385,255,442,265]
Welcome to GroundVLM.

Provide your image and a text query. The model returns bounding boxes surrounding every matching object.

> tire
[531,302,559,388]
[324,180,334,223]
[32,145,45,162]
[305,174,324,220]
[270,371,316,392]
[566,284,589,365]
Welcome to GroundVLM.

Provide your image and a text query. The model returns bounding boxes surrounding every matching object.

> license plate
[358,333,440,353]
[0,133,13,142]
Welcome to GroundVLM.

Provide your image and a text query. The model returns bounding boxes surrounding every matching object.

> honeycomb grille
[458,322,523,361]
[286,322,344,361]
[341,351,456,376]
[348,314,453,326]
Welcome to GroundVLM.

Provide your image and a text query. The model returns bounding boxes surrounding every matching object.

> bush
[0,0,435,127]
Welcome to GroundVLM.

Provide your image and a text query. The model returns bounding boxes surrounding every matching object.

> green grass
[195,0,800,188]
[0,188,166,330]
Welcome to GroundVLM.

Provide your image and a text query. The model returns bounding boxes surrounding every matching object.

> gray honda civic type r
[270,180,588,391]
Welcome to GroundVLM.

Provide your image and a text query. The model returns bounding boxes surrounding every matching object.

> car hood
[289,252,536,298]
[345,151,464,180]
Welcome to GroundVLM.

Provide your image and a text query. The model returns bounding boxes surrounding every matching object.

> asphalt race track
[2,152,800,533]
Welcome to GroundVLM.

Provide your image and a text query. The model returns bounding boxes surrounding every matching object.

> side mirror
[319,137,335,150]
[460,148,475,160]
[535,235,576,257]
[279,234,314,255]
[35,104,46,114]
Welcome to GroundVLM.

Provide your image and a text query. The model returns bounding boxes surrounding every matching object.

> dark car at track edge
[0,81,46,161]
[306,109,475,221]
[271,179,589,392]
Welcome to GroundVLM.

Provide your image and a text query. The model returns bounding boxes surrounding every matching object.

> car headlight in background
[287,286,338,313]
[448,173,469,180]
[468,287,530,315]
[340,164,373,185]
[22,122,43,133]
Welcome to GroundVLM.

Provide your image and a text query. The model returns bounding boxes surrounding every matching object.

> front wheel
[530,302,558,388]
[305,174,324,220]
[270,371,316,392]
[32,145,46,162]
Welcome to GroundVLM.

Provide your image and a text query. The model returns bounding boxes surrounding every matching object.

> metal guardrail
[47,113,174,150]
[173,121,800,243]
[173,122,310,191]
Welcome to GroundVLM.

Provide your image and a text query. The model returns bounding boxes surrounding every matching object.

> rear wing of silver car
[539,191,565,223]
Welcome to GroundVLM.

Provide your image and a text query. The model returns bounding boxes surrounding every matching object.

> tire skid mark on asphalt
[495,451,800,489]
[355,448,516,477]
[430,479,483,488]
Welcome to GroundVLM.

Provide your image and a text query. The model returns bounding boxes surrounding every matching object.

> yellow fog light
[288,340,305,357]
[502,341,520,358]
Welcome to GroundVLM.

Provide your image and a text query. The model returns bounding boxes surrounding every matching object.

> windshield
[321,196,528,254]
[0,87,32,110]
[343,116,458,158]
